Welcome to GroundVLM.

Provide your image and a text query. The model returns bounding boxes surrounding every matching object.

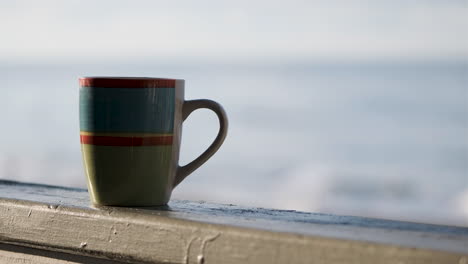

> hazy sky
[1,0,467,61]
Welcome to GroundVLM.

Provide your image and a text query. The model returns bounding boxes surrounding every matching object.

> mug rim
[80,76,184,88]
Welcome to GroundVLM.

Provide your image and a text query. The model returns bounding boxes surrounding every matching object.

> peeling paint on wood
[0,180,467,263]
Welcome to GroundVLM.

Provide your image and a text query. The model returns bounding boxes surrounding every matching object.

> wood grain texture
[0,180,467,264]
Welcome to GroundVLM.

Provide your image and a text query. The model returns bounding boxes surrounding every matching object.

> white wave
[455,189,468,222]
[271,162,333,212]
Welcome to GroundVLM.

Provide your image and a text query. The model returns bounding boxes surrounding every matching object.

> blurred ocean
[0,60,467,226]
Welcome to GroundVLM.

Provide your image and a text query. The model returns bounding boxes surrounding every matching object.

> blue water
[1,60,467,226]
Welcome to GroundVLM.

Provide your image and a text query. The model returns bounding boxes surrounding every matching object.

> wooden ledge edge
[1,197,466,264]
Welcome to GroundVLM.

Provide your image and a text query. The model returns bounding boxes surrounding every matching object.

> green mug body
[80,77,184,206]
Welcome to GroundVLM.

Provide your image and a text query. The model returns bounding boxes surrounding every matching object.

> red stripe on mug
[80,135,173,146]
[80,77,176,88]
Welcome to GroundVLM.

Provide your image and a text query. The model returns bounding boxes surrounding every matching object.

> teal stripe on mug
[80,87,175,133]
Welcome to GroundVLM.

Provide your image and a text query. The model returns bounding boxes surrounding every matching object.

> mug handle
[173,99,228,187]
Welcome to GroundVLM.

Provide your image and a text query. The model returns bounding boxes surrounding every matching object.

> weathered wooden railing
[0,180,467,263]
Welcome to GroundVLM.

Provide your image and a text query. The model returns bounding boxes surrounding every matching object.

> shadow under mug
[79,77,228,206]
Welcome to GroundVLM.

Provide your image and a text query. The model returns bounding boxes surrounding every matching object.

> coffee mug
[79,77,228,206]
